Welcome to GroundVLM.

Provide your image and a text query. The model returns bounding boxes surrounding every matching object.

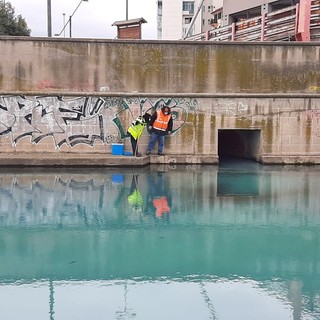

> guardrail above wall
[185,0,320,42]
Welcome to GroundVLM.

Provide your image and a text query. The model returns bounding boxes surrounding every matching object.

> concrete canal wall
[0,37,320,164]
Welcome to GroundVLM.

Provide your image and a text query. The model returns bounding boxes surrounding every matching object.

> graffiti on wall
[214,100,249,115]
[305,109,320,119]
[0,96,198,149]
[0,172,124,227]
[305,109,320,137]
[309,86,320,92]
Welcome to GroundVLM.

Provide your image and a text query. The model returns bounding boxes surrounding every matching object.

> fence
[185,0,320,42]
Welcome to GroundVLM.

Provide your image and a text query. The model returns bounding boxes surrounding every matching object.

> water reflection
[217,159,261,196]
[0,279,301,320]
[0,163,319,319]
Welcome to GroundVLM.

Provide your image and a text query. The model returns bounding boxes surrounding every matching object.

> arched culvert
[218,129,261,162]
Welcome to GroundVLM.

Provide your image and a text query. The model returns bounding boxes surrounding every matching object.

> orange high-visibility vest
[153,196,170,217]
[152,110,171,132]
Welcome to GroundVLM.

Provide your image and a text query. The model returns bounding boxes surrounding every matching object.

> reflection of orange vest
[153,196,170,217]
[153,110,171,131]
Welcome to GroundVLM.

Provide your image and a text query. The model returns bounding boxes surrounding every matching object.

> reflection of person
[146,106,173,156]
[127,113,151,157]
[127,175,144,214]
[146,173,171,218]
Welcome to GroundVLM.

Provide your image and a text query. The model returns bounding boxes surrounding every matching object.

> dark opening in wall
[218,129,261,162]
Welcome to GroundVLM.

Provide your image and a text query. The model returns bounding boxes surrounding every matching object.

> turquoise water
[0,162,319,320]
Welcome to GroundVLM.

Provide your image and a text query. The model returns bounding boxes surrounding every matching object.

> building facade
[222,0,299,25]
[157,0,204,39]
[158,0,303,40]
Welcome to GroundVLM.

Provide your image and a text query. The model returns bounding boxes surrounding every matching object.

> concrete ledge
[260,155,320,165]
[0,153,219,167]
[0,153,319,166]
[149,154,219,165]
[0,153,149,167]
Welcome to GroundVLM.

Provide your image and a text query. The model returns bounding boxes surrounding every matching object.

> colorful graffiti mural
[0,96,197,149]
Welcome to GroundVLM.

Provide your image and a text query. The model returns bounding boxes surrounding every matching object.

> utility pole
[54,0,88,38]
[47,0,52,37]
[126,0,128,20]
[69,15,72,38]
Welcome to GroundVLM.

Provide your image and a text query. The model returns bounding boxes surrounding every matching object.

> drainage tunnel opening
[218,129,261,162]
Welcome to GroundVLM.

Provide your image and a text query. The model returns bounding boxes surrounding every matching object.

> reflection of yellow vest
[128,122,145,140]
[128,189,144,208]
[153,110,171,131]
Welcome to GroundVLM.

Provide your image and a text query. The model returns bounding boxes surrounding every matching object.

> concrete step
[0,153,219,167]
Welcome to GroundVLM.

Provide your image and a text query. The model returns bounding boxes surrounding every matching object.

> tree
[0,0,31,36]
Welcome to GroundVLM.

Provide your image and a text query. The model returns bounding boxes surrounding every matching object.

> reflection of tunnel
[218,129,261,161]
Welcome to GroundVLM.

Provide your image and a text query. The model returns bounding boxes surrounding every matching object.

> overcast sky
[9,0,158,39]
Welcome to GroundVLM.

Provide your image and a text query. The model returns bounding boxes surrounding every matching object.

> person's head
[143,112,151,124]
[161,106,171,115]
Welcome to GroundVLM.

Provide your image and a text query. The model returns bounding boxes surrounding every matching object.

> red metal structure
[295,0,312,41]
[186,0,319,42]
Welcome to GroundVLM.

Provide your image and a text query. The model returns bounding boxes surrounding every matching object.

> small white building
[157,0,204,40]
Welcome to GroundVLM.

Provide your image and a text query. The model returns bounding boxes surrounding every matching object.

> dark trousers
[130,135,138,155]
[147,132,165,153]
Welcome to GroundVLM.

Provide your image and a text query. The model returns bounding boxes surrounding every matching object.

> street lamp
[54,0,89,38]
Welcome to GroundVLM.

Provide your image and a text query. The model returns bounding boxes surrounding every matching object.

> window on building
[211,9,223,28]
[212,11,222,23]
[231,6,261,22]
[182,1,194,14]
[271,0,299,11]
[185,17,192,24]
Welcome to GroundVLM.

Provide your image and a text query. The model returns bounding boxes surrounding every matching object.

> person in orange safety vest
[152,196,170,218]
[146,105,173,156]
[146,172,172,219]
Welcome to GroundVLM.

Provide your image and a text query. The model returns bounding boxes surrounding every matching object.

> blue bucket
[112,174,124,184]
[111,144,124,155]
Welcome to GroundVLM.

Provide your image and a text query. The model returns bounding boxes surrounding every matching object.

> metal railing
[185,0,320,42]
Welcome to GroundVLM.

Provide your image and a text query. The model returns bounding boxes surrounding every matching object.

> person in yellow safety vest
[127,112,151,157]
[127,175,144,214]
[146,106,173,156]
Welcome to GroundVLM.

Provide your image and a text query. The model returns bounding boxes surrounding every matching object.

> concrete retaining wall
[0,37,320,164]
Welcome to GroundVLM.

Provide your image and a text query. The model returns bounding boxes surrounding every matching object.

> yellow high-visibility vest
[128,122,146,140]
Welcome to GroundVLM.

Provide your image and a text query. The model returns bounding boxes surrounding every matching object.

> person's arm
[167,117,173,133]
[149,112,157,129]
